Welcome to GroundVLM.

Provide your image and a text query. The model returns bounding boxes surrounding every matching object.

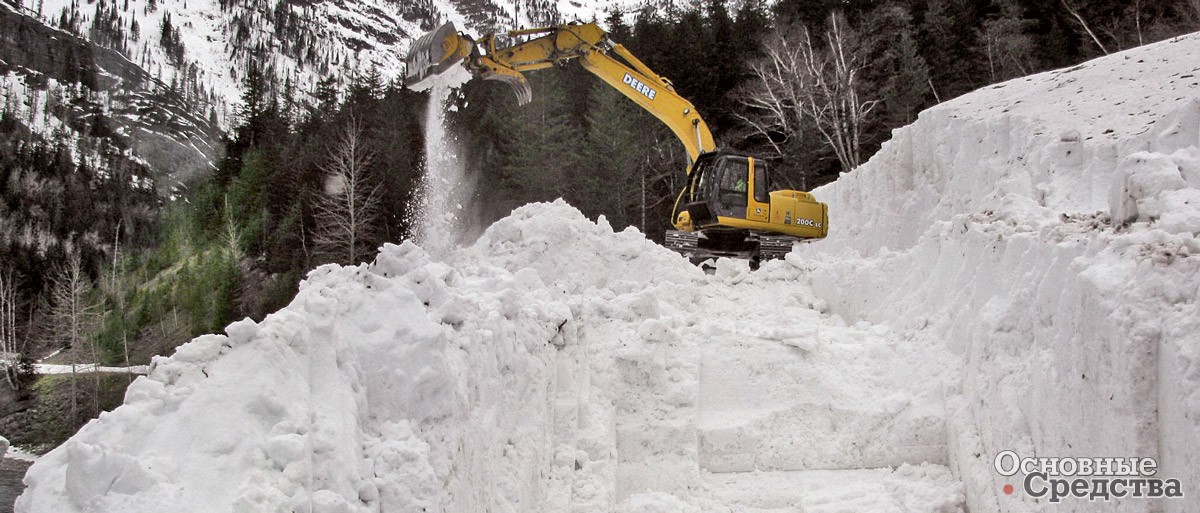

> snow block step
[614,420,702,500]
[616,421,694,463]
[700,466,964,513]
[696,329,948,473]
[698,402,947,472]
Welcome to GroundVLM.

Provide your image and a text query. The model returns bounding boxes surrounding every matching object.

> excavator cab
[667,153,828,264]
[680,152,765,225]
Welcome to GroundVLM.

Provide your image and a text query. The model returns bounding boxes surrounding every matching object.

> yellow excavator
[405,22,828,264]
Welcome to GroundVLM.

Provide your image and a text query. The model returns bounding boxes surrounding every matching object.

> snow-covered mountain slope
[16,0,649,129]
[1,1,223,190]
[15,22,1200,513]
[2,0,647,184]
[794,32,1200,513]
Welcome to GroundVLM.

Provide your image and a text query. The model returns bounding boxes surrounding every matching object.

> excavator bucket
[406,22,534,105]
[404,22,474,89]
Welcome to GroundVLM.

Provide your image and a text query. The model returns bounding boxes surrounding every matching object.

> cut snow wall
[795,34,1200,513]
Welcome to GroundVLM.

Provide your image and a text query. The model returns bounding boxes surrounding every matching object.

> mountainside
[1,0,653,188]
[1,1,222,190]
[18,0,652,127]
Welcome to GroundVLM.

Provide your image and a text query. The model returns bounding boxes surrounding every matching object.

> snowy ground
[13,30,1200,513]
[27,364,149,376]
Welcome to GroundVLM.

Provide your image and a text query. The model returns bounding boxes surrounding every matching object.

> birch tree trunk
[314,118,382,265]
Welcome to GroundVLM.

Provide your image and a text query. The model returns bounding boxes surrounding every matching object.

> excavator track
[756,233,799,261]
[666,230,801,267]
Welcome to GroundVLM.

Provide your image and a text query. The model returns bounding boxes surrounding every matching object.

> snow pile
[17,201,964,513]
[15,202,647,513]
[793,33,1200,513]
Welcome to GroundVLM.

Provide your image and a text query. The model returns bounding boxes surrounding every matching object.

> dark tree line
[0,107,159,396]
[0,113,158,300]
[210,66,425,275]
[41,0,1200,272]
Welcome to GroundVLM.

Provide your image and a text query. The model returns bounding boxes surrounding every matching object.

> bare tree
[1134,0,1143,46]
[817,13,878,171]
[980,16,1035,82]
[0,268,20,389]
[107,220,122,304]
[736,27,807,161]
[737,13,877,177]
[314,119,382,265]
[48,254,101,413]
[1062,0,1110,54]
[48,254,98,352]
[220,195,244,261]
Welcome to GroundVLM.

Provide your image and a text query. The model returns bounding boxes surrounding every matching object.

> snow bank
[794,33,1200,513]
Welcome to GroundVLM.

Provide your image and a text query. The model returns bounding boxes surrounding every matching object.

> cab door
[712,156,770,223]
[714,157,749,219]
[746,157,769,223]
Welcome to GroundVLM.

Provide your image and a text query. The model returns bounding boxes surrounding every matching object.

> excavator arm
[405,22,716,165]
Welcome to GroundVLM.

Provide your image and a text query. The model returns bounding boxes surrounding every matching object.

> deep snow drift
[15,31,1200,513]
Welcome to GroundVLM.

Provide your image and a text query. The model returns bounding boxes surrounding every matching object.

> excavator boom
[405,22,714,164]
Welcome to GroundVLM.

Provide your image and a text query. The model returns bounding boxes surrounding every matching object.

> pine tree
[585,84,655,227]
[235,62,272,148]
[859,3,930,129]
[497,73,586,212]
[313,76,339,116]
[605,9,630,41]
[918,0,985,100]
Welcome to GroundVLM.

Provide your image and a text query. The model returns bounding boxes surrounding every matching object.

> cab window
[718,158,748,207]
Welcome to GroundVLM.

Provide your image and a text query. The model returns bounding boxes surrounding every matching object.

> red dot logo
[1003,484,1014,495]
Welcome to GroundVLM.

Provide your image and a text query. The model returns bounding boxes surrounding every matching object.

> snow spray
[409,65,476,257]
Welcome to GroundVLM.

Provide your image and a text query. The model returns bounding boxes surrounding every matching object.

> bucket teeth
[484,74,533,106]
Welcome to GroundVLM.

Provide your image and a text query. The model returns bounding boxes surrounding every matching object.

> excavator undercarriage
[665,229,804,266]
